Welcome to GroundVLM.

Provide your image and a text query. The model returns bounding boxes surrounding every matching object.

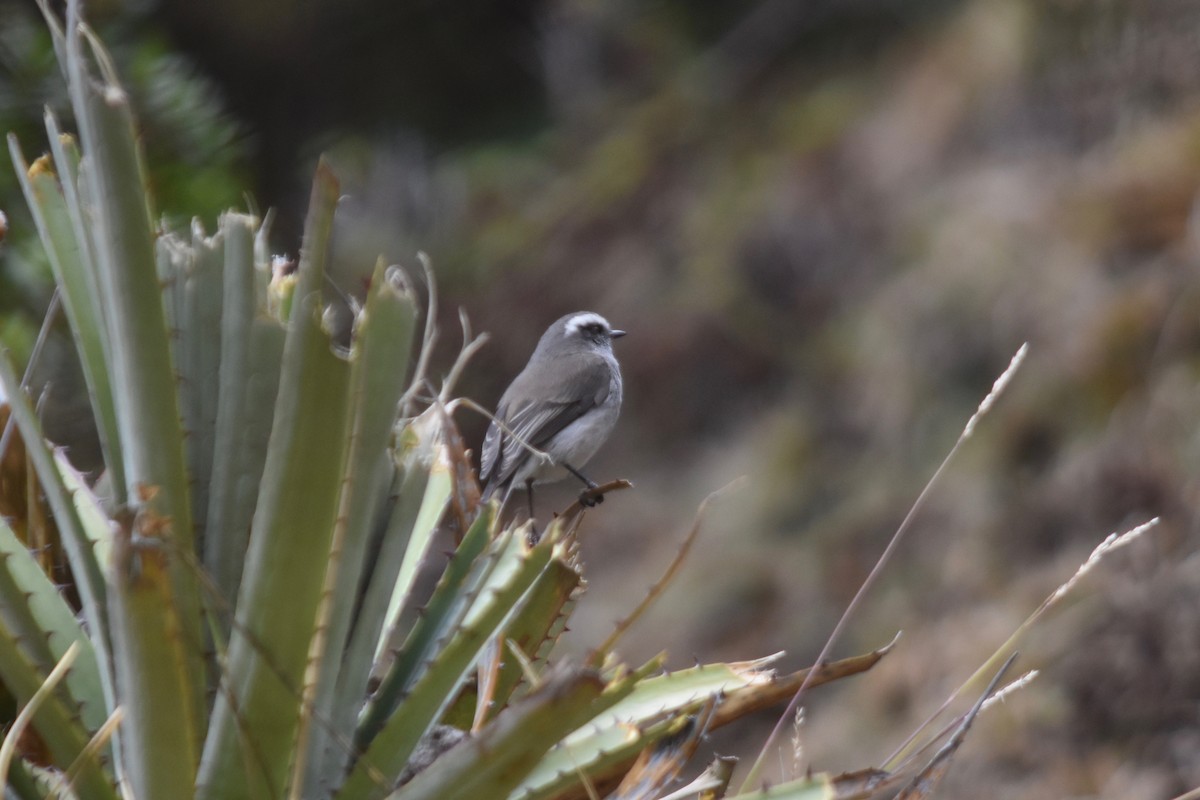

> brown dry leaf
[710,637,897,730]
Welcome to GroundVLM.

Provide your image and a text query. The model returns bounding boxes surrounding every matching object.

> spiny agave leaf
[0,359,112,717]
[474,549,583,727]
[433,516,544,728]
[609,712,708,800]
[338,529,553,800]
[434,401,483,545]
[393,665,615,800]
[65,0,199,570]
[296,261,419,798]
[509,716,681,800]
[658,754,737,800]
[43,117,101,311]
[710,641,895,730]
[515,643,892,800]
[108,500,203,799]
[0,614,117,800]
[63,7,207,790]
[2,754,47,800]
[507,657,669,800]
[0,518,105,735]
[374,409,455,665]
[172,221,226,553]
[53,452,112,573]
[7,133,121,497]
[197,160,353,800]
[512,658,781,800]
[325,429,436,785]
[588,657,779,733]
[357,506,494,748]
[154,230,187,348]
[203,212,282,607]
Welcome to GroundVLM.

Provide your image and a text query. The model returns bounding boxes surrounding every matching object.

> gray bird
[480,311,625,516]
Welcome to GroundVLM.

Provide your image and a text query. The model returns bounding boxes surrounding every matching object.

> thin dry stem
[894,653,1019,799]
[891,665,1037,776]
[439,309,489,403]
[587,479,743,667]
[0,641,78,794]
[740,343,1029,792]
[63,706,124,796]
[883,517,1158,770]
[400,255,439,417]
[0,289,60,463]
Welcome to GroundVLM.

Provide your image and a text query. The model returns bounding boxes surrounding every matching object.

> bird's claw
[579,489,604,508]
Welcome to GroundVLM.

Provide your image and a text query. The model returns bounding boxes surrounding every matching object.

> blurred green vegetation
[0,0,250,352]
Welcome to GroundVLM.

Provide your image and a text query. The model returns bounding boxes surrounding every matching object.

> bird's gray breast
[540,353,621,469]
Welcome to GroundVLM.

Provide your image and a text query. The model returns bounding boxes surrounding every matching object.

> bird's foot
[578,487,604,507]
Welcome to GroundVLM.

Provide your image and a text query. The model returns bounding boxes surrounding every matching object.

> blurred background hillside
[2,0,1199,797]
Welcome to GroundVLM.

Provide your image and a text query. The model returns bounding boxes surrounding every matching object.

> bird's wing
[480,414,504,486]
[482,354,612,493]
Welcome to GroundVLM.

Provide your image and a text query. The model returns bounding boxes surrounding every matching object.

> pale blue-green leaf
[64,11,206,790]
[392,666,610,800]
[338,531,552,800]
[294,261,418,797]
[354,507,493,751]
[7,133,122,496]
[323,452,430,787]
[202,212,266,605]
[0,519,105,734]
[0,353,113,717]
[196,160,353,800]
[374,414,453,664]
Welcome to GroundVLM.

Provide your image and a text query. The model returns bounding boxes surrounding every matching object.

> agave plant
[0,4,891,799]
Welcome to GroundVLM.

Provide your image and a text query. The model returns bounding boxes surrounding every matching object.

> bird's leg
[563,462,604,507]
[525,477,540,543]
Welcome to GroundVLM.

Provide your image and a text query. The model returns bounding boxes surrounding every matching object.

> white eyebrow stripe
[565,313,609,334]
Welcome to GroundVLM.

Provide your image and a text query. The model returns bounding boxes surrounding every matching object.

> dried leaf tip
[28,154,56,180]
[728,651,785,679]
[385,264,412,295]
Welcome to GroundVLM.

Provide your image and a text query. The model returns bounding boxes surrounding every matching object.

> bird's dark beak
[610,329,626,339]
